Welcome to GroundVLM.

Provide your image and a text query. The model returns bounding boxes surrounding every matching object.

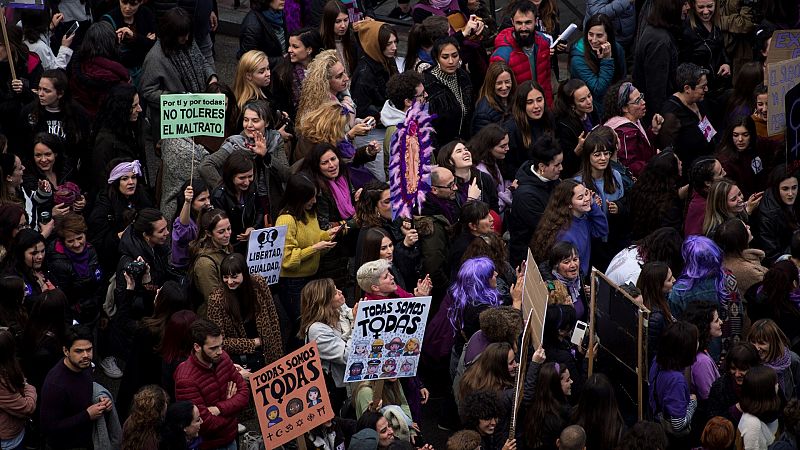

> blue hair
[447,257,501,331]
[674,235,725,294]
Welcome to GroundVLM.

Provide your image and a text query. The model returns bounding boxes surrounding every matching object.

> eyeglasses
[16,222,29,231]
[414,92,428,103]
[627,93,644,105]
[432,180,457,189]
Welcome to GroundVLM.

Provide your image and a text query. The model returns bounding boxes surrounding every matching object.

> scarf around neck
[328,176,355,219]
[553,270,584,318]
[168,45,206,93]
[59,240,92,279]
[431,66,466,118]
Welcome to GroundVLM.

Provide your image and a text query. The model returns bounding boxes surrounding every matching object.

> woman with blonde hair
[297,49,355,124]
[299,278,354,411]
[703,178,760,237]
[294,102,378,185]
[233,50,272,112]
[121,384,169,450]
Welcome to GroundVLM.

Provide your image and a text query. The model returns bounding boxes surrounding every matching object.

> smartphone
[571,320,588,346]
[364,117,376,128]
[65,22,79,38]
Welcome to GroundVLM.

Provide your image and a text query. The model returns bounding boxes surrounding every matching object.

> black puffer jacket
[47,240,104,324]
[87,189,153,275]
[211,185,264,254]
[508,162,559,266]
[423,67,474,145]
[751,188,799,265]
[706,373,743,425]
[351,56,394,119]
[238,9,287,69]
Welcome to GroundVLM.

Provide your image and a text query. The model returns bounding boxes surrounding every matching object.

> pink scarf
[327,176,355,219]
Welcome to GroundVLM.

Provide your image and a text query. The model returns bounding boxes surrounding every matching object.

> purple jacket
[558,201,609,275]
[171,217,198,269]
[649,363,690,419]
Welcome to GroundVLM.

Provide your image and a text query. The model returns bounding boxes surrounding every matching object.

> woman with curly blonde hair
[297,49,353,124]
[233,50,272,112]
[531,179,608,276]
[294,102,378,182]
[121,384,169,450]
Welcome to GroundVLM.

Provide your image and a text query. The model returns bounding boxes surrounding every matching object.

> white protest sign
[160,93,226,139]
[343,296,432,383]
[246,225,287,285]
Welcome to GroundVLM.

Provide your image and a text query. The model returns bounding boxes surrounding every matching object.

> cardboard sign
[250,342,334,448]
[521,250,550,349]
[160,93,226,139]
[343,296,432,383]
[767,29,800,65]
[767,57,800,136]
[246,225,287,285]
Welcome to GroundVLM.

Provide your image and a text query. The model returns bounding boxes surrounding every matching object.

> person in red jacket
[174,319,250,450]
[490,1,553,106]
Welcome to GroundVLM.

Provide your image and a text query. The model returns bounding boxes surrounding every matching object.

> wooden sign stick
[0,12,16,81]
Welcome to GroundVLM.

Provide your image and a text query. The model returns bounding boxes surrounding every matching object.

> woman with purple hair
[668,235,742,362]
[446,257,521,370]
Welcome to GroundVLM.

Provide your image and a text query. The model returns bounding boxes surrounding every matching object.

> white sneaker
[99,357,123,379]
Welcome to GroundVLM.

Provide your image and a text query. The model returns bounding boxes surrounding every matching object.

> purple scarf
[328,176,355,219]
[59,240,91,278]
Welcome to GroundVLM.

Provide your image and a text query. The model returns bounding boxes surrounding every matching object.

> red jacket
[605,116,657,177]
[490,27,553,106]
[174,352,250,450]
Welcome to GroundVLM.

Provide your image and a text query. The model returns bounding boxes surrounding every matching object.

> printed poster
[246,225,287,285]
[250,342,334,448]
[343,296,432,383]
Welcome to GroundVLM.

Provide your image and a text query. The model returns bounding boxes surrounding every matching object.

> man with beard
[174,319,250,450]
[40,325,110,450]
[490,1,553,105]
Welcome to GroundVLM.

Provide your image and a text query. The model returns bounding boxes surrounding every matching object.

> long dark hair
[31,132,66,178]
[160,401,196,449]
[320,0,356,72]
[740,366,781,422]
[0,329,25,393]
[716,116,758,164]
[278,174,317,223]
[300,143,350,195]
[577,125,618,195]
[358,227,390,267]
[571,373,624,450]
[655,321,698,371]
[468,123,508,187]
[511,80,554,149]
[93,84,140,142]
[523,362,569,448]
[8,229,45,282]
[580,14,622,80]
[0,276,26,332]
[761,260,800,324]
[77,22,118,60]
[219,253,261,323]
[222,150,255,194]
[531,180,580,262]
[637,261,675,322]
[683,301,718,351]
[553,79,589,128]
[158,7,193,54]
[141,281,190,345]
[22,289,68,354]
[158,310,198,364]
[28,70,86,147]
[629,151,681,239]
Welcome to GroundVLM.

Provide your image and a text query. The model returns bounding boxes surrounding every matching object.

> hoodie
[381,100,406,177]
[349,429,378,450]
[351,21,396,119]
[558,200,609,275]
[604,115,656,177]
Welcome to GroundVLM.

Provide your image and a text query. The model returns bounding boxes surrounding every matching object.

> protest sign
[344,296,431,383]
[247,225,287,285]
[250,342,334,448]
[767,29,800,65]
[588,270,649,420]
[521,250,549,349]
[767,57,800,136]
[160,93,226,139]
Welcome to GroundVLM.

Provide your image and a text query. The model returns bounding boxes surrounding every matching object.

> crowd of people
[0,0,798,448]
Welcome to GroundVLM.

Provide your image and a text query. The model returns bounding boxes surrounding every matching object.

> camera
[38,210,51,225]
[124,260,146,278]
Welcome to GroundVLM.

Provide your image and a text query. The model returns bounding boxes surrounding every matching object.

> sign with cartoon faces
[250,342,334,447]
[343,296,431,383]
